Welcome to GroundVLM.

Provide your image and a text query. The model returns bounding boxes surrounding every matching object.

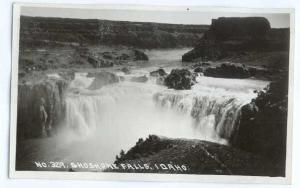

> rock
[232,75,288,176]
[150,68,167,77]
[209,17,270,41]
[87,56,100,67]
[194,67,204,73]
[204,63,251,78]
[164,69,194,90]
[130,75,148,83]
[121,67,131,74]
[102,52,113,59]
[100,60,114,67]
[240,101,259,120]
[133,50,149,61]
[117,53,130,60]
[88,72,119,90]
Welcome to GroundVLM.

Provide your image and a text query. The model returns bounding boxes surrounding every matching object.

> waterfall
[59,71,268,163]
[64,73,268,145]
[153,92,245,144]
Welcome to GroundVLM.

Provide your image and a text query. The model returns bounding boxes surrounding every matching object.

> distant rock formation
[182,17,289,62]
[20,16,209,49]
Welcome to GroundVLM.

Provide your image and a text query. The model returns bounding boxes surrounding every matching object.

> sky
[21,6,290,28]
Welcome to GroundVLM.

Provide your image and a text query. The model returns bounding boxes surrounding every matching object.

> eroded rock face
[164,69,194,90]
[17,78,70,138]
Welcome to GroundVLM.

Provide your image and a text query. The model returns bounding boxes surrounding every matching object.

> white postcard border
[9,3,295,184]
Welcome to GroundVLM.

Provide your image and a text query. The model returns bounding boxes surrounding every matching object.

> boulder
[164,69,194,90]
[121,67,131,75]
[133,50,149,61]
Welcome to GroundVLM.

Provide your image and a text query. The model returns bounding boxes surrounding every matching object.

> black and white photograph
[10,4,294,183]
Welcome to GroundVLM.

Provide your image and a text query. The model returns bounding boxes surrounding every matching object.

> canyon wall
[20,16,209,49]
[17,73,73,139]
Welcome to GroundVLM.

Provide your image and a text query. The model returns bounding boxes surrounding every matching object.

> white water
[56,71,267,165]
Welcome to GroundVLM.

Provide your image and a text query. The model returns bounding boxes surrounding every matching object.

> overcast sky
[21,7,290,28]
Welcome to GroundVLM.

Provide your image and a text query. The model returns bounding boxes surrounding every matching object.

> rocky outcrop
[110,135,277,176]
[164,69,194,90]
[17,76,71,138]
[20,16,209,49]
[232,74,288,176]
[182,17,289,62]
[203,63,251,78]
[19,46,149,71]
[87,72,119,90]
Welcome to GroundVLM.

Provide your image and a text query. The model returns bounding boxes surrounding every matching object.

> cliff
[232,73,288,175]
[182,17,290,63]
[20,16,209,49]
[17,71,73,139]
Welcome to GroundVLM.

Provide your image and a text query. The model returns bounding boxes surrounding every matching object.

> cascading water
[60,70,268,164]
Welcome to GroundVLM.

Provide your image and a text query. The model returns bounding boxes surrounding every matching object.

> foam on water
[56,71,268,163]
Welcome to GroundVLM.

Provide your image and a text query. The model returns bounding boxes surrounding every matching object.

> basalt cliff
[182,17,289,66]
